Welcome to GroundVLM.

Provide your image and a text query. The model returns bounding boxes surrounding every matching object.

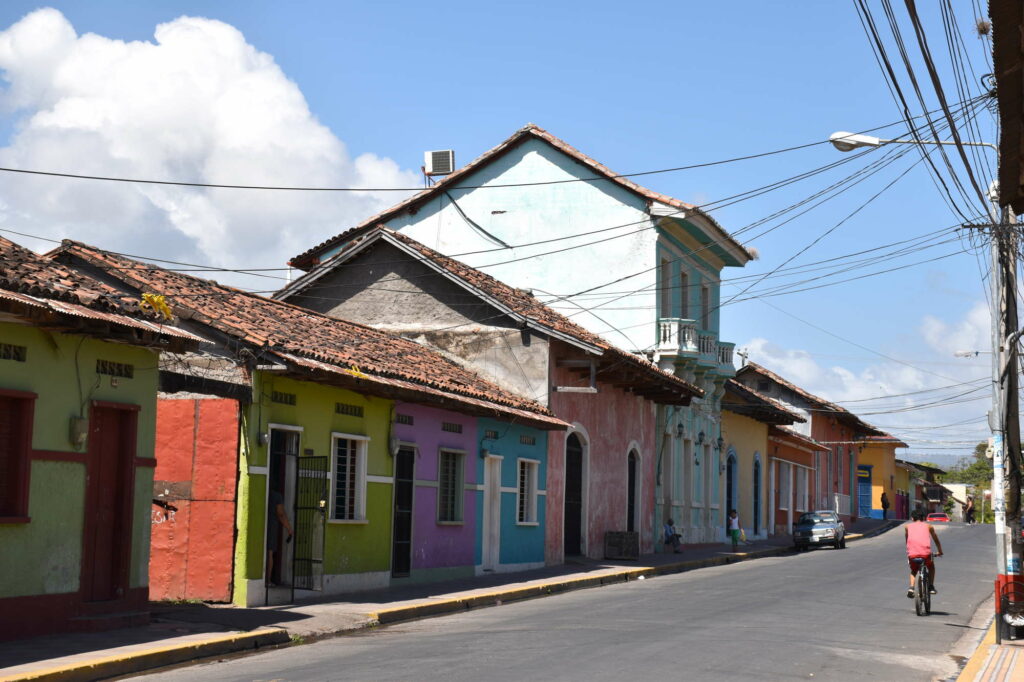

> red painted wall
[547,347,658,562]
[149,398,239,602]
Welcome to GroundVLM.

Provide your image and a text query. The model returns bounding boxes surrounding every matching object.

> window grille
[519,434,536,446]
[438,450,463,522]
[518,460,538,523]
[333,438,361,520]
[484,429,499,440]
[441,422,463,434]
[96,359,134,378]
[335,403,364,417]
[396,413,414,426]
[0,344,26,362]
[271,391,296,405]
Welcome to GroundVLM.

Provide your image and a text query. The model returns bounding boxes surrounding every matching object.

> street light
[828,131,998,154]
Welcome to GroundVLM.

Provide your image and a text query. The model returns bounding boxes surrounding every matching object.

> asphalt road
[141,524,994,681]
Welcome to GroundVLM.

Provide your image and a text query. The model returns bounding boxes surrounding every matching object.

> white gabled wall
[385,138,659,352]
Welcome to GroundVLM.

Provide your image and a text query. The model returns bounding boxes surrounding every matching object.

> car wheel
[839,537,846,549]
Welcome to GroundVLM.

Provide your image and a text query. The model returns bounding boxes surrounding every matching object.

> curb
[369,545,792,625]
[957,621,996,681]
[0,628,289,682]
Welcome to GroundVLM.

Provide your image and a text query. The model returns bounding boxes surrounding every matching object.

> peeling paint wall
[292,241,550,403]
[149,398,239,602]
[0,322,158,601]
[549,349,657,559]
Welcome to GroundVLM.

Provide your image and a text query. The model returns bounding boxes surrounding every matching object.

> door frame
[481,454,503,571]
[81,401,139,604]
[265,423,303,602]
[391,443,417,578]
[563,426,590,556]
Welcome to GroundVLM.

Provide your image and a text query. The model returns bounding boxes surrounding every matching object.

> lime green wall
[0,322,159,598]
[233,372,394,605]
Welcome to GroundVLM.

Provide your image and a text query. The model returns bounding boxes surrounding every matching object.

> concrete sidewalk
[0,518,898,682]
[958,623,1024,681]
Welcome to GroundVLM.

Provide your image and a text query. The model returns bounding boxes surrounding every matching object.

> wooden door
[391,447,415,577]
[84,405,136,602]
[564,434,583,555]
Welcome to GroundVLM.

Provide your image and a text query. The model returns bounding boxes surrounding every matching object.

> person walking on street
[881,492,890,520]
[964,496,975,524]
[728,509,741,552]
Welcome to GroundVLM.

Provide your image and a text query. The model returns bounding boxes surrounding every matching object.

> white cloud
[0,8,417,281]
[740,301,992,456]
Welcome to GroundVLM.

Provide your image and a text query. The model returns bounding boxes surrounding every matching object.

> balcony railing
[717,342,735,370]
[698,331,717,363]
[657,318,698,355]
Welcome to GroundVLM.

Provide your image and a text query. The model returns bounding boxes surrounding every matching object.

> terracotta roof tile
[51,240,562,425]
[723,379,805,424]
[288,123,751,269]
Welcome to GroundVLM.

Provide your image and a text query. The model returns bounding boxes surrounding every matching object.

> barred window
[441,422,463,434]
[271,391,296,406]
[437,450,464,523]
[484,429,499,440]
[519,434,536,446]
[396,413,414,426]
[517,459,539,524]
[335,403,364,417]
[0,344,26,362]
[331,435,367,521]
[96,359,133,378]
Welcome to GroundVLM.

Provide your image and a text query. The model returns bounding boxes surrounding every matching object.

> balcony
[656,318,737,379]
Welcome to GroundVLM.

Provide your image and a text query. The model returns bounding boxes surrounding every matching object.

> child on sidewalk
[728,509,741,551]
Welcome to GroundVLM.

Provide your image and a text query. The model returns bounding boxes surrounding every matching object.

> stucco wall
[150,398,239,602]
[476,418,547,568]
[391,402,476,577]
[234,373,393,605]
[0,323,158,599]
[860,444,897,519]
[721,411,768,538]
[549,357,656,559]
[327,138,660,351]
[296,241,550,404]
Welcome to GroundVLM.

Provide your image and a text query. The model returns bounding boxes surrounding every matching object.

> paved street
[141,523,993,681]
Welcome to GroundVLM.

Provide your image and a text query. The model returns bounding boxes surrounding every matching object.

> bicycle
[911,555,935,616]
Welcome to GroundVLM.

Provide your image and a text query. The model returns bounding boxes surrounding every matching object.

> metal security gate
[293,455,329,591]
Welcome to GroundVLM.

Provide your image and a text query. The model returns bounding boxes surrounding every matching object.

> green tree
[940,441,993,488]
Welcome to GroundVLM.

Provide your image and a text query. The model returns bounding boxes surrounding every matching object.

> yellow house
[721,380,805,540]
[857,434,908,520]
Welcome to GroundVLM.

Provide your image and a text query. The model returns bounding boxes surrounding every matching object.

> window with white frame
[330,433,368,521]
[779,461,791,510]
[517,458,539,524]
[437,449,464,523]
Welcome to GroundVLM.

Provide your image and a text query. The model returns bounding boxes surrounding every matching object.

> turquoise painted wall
[0,322,159,598]
[475,418,547,567]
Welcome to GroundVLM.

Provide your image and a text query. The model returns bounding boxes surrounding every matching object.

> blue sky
[0,2,998,461]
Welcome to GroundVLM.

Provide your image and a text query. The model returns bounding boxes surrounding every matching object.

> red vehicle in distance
[926,512,951,523]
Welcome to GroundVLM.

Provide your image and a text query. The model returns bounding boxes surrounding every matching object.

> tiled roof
[292,226,703,404]
[860,433,909,448]
[288,123,751,269]
[1,236,149,314]
[723,379,805,425]
[735,361,885,436]
[0,236,204,345]
[771,425,830,451]
[51,240,564,427]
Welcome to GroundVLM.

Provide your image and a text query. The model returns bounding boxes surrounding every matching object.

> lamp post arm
[879,138,998,153]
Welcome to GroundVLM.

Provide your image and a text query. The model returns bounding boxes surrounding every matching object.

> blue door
[857,465,873,518]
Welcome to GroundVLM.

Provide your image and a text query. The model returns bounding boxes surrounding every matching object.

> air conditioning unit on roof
[424,150,455,176]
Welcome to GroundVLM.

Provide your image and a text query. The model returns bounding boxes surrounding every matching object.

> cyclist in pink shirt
[905,508,943,598]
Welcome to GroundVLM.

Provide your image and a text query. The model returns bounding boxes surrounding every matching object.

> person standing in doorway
[728,509,741,552]
[881,492,890,520]
[266,488,293,587]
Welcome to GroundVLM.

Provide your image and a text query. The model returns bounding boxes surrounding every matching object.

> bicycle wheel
[915,568,927,616]
[924,568,932,614]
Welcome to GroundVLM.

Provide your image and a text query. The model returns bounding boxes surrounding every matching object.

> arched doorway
[627,450,639,532]
[753,457,762,534]
[725,451,737,533]
[564,433,584,555]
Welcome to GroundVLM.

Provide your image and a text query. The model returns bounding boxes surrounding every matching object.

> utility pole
[988,194,1022,642]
